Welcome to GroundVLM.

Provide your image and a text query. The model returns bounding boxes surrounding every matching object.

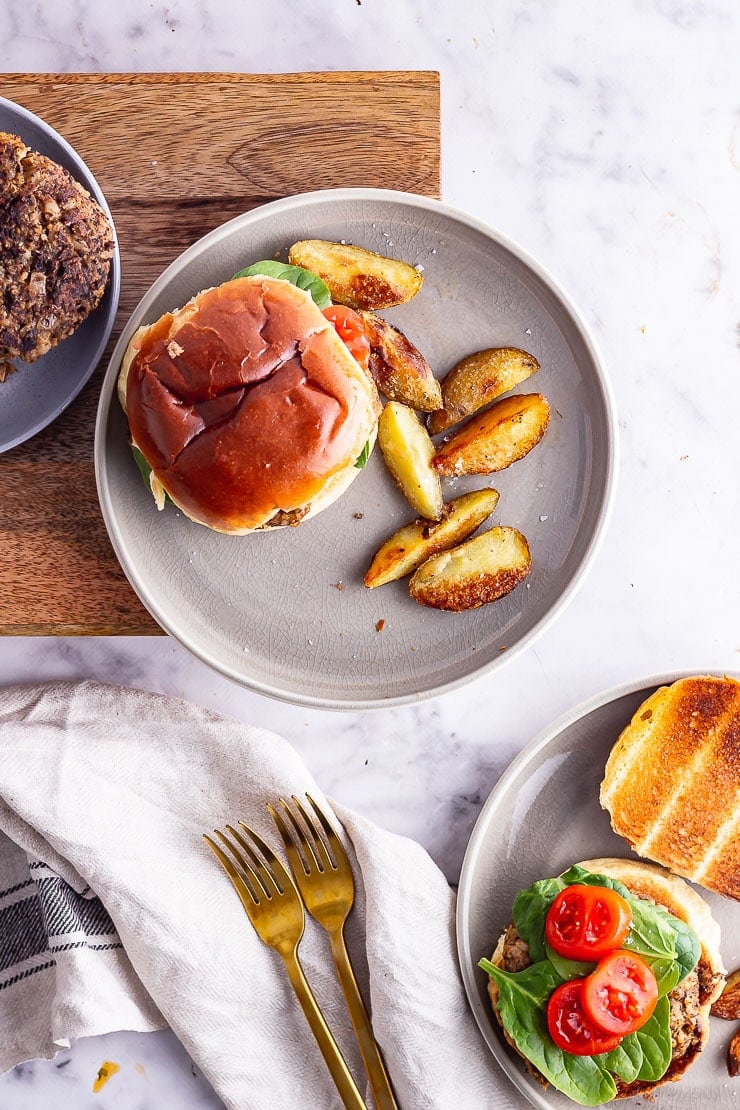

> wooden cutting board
[0,72,440,634]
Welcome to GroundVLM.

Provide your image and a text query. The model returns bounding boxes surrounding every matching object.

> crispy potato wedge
[428,347,540,435]
[432,393,550,477]
[378,401,443,520]
[361,311,442,412]
[364,488,500,588]
[712,969,740,1020]
[729,1030,740,1077]
[409,526,531,611]
[288,239,423,310]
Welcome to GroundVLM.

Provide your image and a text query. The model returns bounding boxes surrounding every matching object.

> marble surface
[1,1,739,1106]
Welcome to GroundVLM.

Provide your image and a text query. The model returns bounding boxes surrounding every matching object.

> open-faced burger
[480,858,726,1106]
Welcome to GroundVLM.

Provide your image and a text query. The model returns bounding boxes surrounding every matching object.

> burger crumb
[333,581,345,591]
[375,619,386,632]
[0,360,16,382]
[353,512,364,519]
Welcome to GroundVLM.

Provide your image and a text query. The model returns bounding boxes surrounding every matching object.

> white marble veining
[1,1,739,1106]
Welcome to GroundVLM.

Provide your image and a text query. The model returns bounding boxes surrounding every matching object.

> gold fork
[204,822,367,1110]
[269,795,398,1110]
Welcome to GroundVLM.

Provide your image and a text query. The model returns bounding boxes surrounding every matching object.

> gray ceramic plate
[0,97,120,453]
[457,671,740,1108]
[95,189,616,709]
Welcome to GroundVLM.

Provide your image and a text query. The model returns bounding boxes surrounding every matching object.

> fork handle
[282,951,368,1110]
[329,928,399,1110]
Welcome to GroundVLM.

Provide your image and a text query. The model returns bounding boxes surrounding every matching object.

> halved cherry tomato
[546,980,624,1056]
[581,950,658,1037]
[545,884,632,962]
[322,305,371,370]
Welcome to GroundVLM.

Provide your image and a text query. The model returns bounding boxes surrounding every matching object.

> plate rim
[0,95,121,454]
[94,187,619,710]
[456,666,740,1106]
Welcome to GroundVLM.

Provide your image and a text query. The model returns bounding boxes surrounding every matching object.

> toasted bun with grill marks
[118,275,380,535]
[487,858,726,1099]
[600,675,740,901]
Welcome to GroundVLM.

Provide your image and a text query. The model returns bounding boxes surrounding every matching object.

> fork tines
[271,793,340,874]
[203,821,291,909]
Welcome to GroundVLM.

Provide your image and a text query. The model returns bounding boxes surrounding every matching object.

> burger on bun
[118,271,381,534]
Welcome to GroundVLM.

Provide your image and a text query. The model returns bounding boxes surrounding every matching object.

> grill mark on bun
[601,676,740,899]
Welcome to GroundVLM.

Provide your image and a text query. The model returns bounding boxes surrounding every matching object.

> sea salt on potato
[288,239,423,310]
[432,393,550,477]
[409,526,531,611]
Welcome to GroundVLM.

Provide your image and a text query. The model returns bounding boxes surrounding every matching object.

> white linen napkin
[0,681,510,1109]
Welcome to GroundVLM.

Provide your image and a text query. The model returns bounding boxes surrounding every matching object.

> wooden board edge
[2,623,164,636]
[2,71,440,87]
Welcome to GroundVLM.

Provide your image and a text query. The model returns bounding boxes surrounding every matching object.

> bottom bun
[142,424,378,536]
[487,858,726,1100]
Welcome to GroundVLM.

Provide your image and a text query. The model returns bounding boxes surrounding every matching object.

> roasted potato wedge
[428,347,540,435]
[378,401,443,520]
[409,526,531,611]
[361,311,442,412]
[364,488,500,588]
[729,1031,740,1077]
[288,239,422,310]
[712,969,740,1020]
[432,393,550,477]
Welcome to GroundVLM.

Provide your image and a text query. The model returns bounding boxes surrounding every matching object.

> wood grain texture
[0,72,440,635]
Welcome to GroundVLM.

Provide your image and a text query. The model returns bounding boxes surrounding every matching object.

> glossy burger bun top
[118,274,381,534]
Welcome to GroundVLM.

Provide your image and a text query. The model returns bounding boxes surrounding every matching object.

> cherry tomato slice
[581,951,659,1037]
[546,980,624,1056]
[322,305,371,370]
[545,884,632,961]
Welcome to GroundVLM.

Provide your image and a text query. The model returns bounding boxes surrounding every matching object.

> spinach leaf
[544,942,594,982]
[131,444,171,505]
[600,997,672,1084]
[233,260,332,308]
[538,1042,617,1108]
[132,443,152,486]
[658,908,700,983]
[479,957,561,1008]
[512,875,565,961]
[622,896,678,960]
[630,997,673,1081]
[601,1035,643,1084]
[354,440,371,469]
[561,865,631,900]
[641,955,681,998]
[480,960,617,1106]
